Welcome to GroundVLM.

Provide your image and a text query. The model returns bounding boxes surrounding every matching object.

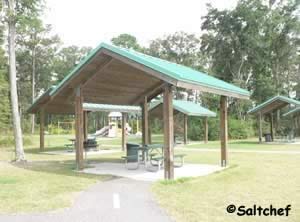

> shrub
[187,116,254,141]
[228,118,254,139]
[0,135,33,148]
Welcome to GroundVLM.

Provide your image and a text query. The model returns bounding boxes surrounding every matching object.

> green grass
[0,161,111,213]
[152,150,300,222]
[184,138,300,151]
[1,133,299,221]
[0,134,116,213]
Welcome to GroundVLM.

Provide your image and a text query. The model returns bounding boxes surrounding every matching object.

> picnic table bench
[122,143,187,171]
[148,153,187,171]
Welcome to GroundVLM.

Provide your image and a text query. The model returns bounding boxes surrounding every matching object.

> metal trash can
[126,143,140,163]
[264,133,272,142]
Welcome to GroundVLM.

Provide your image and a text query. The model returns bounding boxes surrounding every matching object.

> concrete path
[0,178,172,222]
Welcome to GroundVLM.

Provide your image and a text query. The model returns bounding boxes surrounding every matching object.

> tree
[201,0,300,113]
[148,32,203,68]
[53,45,91,83]
[0,21,10,131]
[111,33,142,51]
[2,0,43,161]
[16,18,61,133]
[147,31,206,101]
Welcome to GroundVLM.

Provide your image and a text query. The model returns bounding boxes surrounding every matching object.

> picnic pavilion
[28,42,250,179]
[283,106,300,137]
[248,95,300,142]
[149,100,216,144]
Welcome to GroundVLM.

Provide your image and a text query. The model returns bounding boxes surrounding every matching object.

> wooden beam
[220,96,228,167]
[183,114,188,145]
[270,113,274,141]
[39,108,45,151]
[142,97,149,145]
[149,124,152,144]
[258,112,262,143]
[204,117,208,144]
[83,111,88,141]
[130,82,166,105]
[75,87,84,170]
[122,113,127,151]
[163,85,174,179]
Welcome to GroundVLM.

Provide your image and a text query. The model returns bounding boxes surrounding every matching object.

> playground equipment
[94,125,109,137]
[93,113,134,138]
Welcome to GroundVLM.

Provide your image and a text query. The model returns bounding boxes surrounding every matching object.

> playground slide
[93,126,109,137]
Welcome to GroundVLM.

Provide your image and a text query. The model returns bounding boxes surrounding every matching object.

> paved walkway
[0,178,172,222]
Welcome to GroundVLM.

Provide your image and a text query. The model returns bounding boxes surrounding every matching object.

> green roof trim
[150,100,216,117]
[49,42,250,99]
[83,103,141,113]
[283,107,300,117]
[247,95,300,114]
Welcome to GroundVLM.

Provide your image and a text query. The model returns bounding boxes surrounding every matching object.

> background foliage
[0,0,299,141]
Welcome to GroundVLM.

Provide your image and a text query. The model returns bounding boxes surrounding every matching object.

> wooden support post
[40,108,45,151]
[163,85,174,179]
[183,114,188,145]
[220,96,228,167]
[149,119,152,144]
[204,117,208,144]
[122,113,127,151]
[270,113,274,141]
[83,111,88,141]
[142,96,149,145]
[258,112,262,143]
[136,117,139,133]
[75,87,84,170]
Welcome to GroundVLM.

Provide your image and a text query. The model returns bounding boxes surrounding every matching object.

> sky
[44,0,237,48]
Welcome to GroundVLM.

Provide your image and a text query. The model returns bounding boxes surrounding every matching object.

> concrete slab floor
[82,162,224,182]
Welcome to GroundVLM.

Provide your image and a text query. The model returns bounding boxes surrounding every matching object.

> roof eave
[176,81,250,100]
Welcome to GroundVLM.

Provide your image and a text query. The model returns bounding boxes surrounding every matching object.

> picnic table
[64,138,76,152]
[65,138,99,153]
[122,143,187,171]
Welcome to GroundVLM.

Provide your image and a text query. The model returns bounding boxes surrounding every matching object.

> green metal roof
[83,103,141,113]
[50,42,250,99]
[149,100,216,117]
[283,107,300,117]
[247,95,300,114]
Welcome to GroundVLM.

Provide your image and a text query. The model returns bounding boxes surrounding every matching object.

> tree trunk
[31,46,36,134]
[7,1,26,161]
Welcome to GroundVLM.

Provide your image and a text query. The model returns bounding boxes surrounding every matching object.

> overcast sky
[44,0,237,48]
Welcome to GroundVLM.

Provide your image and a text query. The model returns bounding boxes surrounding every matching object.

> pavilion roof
[247,95,300,115]
[282,106,300,117]
[83,103,140,113]
[149,100,216,117]
[28,42,250,114]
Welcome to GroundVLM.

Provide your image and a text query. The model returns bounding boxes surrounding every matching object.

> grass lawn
[184,138,300,151]
[0,134,114,213]
[0,133,299,222]
[153,150,300,222]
